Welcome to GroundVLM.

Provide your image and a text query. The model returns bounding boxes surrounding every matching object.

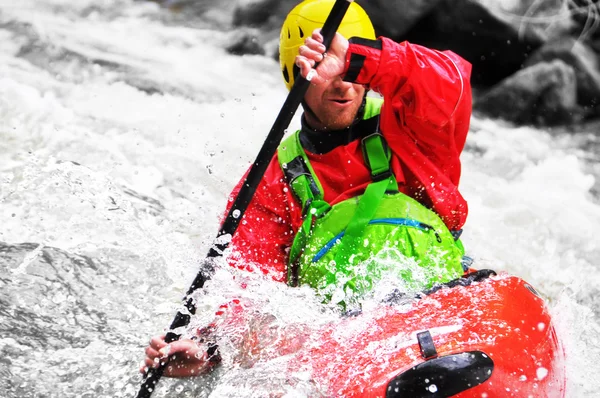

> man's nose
[330,75,353,90]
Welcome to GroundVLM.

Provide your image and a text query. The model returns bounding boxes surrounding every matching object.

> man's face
[303,76,366,131]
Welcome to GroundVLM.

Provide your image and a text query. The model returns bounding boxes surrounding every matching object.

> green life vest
[277,97,465,305]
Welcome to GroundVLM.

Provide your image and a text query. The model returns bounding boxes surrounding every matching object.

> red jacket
[225,38,472,283]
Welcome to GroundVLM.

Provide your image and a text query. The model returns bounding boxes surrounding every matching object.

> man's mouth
[331,99,351,104]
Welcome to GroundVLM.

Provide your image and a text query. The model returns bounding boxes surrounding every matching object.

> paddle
[136,1,354,396]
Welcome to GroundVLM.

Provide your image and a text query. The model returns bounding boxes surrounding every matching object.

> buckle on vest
[301,198,313,217]
[302,199,331,219]
[371,169,392,182]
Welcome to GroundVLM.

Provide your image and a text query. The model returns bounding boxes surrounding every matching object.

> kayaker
[142,0,472,378]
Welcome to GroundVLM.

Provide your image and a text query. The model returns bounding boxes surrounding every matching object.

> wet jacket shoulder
[343,37,472,230]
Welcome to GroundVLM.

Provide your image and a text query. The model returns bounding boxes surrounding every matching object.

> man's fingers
[145,346,160,358]
[305,37,325,53]
[295,57,311,76]
[311,28,323,43]
[296,60,320,84]
[144,355,166,369]
[299,45,324,63]
[167,340,203,357]
[141,337,212,378]
[149,335,167,350]
[144,357,157,368]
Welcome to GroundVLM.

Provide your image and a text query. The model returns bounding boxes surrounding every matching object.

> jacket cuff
[343,37,382,85]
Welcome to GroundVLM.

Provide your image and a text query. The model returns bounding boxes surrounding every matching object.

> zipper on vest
[311,218,441,263]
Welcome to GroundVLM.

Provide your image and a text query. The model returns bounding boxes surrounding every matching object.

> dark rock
[356,0,442,38]
[525,37,600,115]
[400,0,545,87]
[226,31,266,56]
[233,0,293,29]
[568,0,600,43]
[475,60,579,126]
[151,0,232,16]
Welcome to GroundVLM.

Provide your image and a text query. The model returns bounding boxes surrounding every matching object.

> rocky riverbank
[156,0,600,127]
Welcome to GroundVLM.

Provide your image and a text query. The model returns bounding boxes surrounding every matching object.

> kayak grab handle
[386,350,494,397]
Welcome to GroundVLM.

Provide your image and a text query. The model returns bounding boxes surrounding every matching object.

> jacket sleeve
[342,37,472,230]
[222,155,303,282]
[343,37,471,141]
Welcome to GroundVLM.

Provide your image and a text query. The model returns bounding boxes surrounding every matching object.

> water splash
[0,0,599,397]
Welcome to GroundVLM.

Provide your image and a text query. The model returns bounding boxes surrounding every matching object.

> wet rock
[151,0,231,17]
[475,60,578,126]
[233,0,291,29]
[568,0,600,47]
[493,0,573,39]
[0,243,102,350]
[356,0,442,38]
[226,30,266,56]
[525,37,600,117]
[401,0,545,86]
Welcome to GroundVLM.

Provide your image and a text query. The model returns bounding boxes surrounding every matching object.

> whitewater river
[1,1,600,397]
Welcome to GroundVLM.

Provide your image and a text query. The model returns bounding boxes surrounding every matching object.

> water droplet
[232,209,241,219]
[537,322,546,331]
[536,367,548,380]
[428,384,438,393]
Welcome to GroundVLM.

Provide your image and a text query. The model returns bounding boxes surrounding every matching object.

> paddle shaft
[136,1,354,396]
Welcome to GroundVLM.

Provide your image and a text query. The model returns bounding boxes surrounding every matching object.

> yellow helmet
[279,0,376,90]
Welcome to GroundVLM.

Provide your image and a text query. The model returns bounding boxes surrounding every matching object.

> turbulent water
[1,1,600,397]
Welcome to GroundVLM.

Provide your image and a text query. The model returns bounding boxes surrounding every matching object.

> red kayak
[282,270,566,397]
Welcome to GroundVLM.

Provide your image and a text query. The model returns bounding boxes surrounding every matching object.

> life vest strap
[288,198,331,286]
[362,133,393,182]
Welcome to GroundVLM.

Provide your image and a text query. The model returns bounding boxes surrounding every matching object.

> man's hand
[295,29,348,85]
[140,335,213,378]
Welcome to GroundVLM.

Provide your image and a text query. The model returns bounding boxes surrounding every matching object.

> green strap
[289,174,317,208]
[363,96,383,119]
[363,133,393,181]
[333,134,397,274]
[288,199,331,285]
[278,132,324,207]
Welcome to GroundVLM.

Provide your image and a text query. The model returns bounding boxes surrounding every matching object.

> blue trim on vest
[311,218,434,263]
